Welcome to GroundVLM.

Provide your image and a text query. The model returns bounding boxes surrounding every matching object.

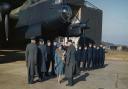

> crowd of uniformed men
[25,37,106,86]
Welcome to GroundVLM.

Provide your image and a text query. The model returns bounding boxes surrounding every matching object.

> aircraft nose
[60,5,72,22]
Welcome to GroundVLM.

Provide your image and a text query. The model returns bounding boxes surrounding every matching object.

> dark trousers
[99,56,103,67]
[79,59,86,70]
[92,57,96,69]
[46,54,55,76]
[28,66,39,84]
[101,56,105,67]
[28,69,34,84]
[74,61,80,74]
[28,74,34,84]
[68,77,73,85]
[51,58,55,75]
[46,59,50,76]
[87,57,92,69]
[40,72,46,80]
[84,59,87,69]
[77,61,80,69]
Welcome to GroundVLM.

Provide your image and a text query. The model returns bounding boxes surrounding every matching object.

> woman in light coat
[54,44,65,83]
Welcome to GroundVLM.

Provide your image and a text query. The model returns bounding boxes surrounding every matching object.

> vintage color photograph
[0,0,128,89]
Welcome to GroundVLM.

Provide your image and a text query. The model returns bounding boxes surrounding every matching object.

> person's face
[53,42,57,46]
[84,47,87,50]
[89,44,92,47]
[40,41,44,45]
[31,40,36,44]
[93,45,96,48]
[79,47,81,50]
[97,47,99,49]
[47,42,51,46]
[100,44,103,47]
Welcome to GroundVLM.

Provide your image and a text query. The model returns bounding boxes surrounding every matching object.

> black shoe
[28,81,34,84]
[45,73,49,77]
[66,84,72,86]
[38,78,42,82]
[42,77,47,81]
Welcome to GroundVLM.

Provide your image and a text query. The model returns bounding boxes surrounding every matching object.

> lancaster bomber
[0,0,102,48]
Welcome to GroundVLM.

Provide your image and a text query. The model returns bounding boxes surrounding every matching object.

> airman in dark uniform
[83,46,88,69]
[51,41,57,76]
[102,46,106,67]
[87,43,93,70]
[65,40,76,86]
[99,44,104,67]
[38,39,47,80]
[46,40,52,76]
[96,46,100,68]
[25,37,39,84]
[92,44,97,69]
[76,46,82,70]
[81,46,87,71]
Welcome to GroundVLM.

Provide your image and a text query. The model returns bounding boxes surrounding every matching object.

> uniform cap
[39,39,44,42]
[30,36,36,40]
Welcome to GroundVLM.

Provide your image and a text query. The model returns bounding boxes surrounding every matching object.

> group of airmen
[25,37,106,86]
[76,43,106,71]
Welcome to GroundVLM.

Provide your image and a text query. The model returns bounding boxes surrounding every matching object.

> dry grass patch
[106,50,128,61]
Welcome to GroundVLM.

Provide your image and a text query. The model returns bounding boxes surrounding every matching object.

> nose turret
[60,5,72,22]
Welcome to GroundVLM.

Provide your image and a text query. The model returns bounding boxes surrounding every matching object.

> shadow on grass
[0,50,25,64]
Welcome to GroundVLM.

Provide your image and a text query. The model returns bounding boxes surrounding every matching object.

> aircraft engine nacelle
[16,0,87,39]
[16,1,74,38]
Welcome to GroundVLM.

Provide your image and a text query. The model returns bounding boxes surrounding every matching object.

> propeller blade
[4,14,9,41]
[0,13,2,22]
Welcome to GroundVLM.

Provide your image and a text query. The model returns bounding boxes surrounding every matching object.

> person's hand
[62,56,64,61]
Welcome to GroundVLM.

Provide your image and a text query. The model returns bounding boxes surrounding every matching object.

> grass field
[0,50,128,62]
[106,50,128,61]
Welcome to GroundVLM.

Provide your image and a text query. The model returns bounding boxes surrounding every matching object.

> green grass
[106,50,128,61]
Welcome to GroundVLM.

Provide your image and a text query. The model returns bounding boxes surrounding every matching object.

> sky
[87,0,128,45]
